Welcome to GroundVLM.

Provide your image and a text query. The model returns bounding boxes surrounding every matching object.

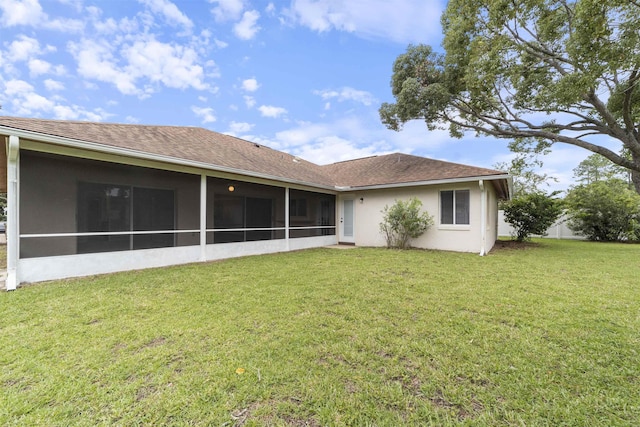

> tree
[379,1,640,192]
[502,192,563,242]
[565,179,640,241]
[0,193,5,222]
[379,198,434,249]
[493,151,555,197]
[573,154,629,184]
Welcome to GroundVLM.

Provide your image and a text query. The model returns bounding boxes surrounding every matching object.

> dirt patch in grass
[491,239,541,251]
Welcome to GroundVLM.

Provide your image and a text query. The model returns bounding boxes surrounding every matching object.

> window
[207,177,286,243]
[77,182,175,253]
[440,190,470,225]
[289,189,336,238]
[289,198,307,217]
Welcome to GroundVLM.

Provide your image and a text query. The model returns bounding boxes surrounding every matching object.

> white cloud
[192,106,217,123]
[210,0,244,21]
[267,118,392,164]
[0,0,45,27]
[44,78,64,91]
[241,78,259,92]
[69,39,140,95]
[265,3,275,14]
[283,0,443,44]
[139,0,193,29]
[234,10,260,40]
[69,35,210,97]
[214,38,229,49]
[1,78,111,120]
[7,35,40,61]
[0,0,84,32]
[259,105,287,118]
[122,37,208,90]
[314,87,375,106]
[293,135,384,165]
[228,121,254,133]
[244,95,255,108]
[28,58,50,76]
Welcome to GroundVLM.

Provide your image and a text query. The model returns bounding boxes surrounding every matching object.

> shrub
[565,179,640,241]
[503,192,563,242]
[379,198,433,249]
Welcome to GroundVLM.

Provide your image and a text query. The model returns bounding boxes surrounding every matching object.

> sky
[0,0,599,192]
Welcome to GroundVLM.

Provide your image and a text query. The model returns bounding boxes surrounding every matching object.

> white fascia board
[345,174,512,191]
[0,126,337,192]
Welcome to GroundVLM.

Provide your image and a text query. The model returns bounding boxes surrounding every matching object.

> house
[0,117,511,290]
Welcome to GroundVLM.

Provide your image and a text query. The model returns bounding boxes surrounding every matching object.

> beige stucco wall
[346,181,501,254]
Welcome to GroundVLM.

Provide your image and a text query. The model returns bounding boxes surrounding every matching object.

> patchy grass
[0,244,6,269]
[1,240,639,426]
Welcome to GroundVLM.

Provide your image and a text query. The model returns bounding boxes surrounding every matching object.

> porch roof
[0,116,510,196]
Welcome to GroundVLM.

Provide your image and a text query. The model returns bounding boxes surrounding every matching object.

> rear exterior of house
[1,117,511,290]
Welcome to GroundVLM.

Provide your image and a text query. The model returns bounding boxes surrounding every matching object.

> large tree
[573,153,629,184]
[379,1,640,192]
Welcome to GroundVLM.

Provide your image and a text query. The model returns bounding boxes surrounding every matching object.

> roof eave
[337,174,512,192]
[1,125,337,192]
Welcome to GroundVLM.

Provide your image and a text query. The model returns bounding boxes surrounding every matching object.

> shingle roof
[0,116,333,186]
[322,153,506,188]
[0,116,508,194]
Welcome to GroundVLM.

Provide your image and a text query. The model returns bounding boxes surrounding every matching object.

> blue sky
[0,0,595,191]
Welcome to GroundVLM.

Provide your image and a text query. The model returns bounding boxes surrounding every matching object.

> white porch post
[200,174,207,262]
[6,135,19,290]
[285,187,290,251]
[479,180,487,256]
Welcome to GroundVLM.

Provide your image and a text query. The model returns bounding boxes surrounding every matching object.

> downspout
[479,180,486,257]
[6,136,19,290]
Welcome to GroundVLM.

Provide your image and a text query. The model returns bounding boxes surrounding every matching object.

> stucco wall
[348,181,500,254]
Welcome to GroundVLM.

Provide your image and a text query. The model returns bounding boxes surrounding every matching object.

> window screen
[440,189,470,225]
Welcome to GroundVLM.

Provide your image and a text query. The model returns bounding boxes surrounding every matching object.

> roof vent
[254,143,261,148]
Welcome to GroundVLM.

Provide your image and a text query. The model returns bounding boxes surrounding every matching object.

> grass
[0,239,639,426]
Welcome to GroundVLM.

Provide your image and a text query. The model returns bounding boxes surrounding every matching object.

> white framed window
[440,189,470,225]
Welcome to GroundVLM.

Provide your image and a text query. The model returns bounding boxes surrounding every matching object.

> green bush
[503,192,563,242]
[379,198,433,249]
[565,179,640,241]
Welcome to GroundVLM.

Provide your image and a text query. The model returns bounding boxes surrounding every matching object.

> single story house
[0,116,511,290]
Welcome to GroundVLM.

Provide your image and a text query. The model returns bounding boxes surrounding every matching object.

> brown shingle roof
[0,116,333,187]
[323,153,506,187]
[0,117,508,192]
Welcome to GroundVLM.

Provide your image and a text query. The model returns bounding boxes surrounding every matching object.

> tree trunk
[631,151,640,194]
[632,169,640,194]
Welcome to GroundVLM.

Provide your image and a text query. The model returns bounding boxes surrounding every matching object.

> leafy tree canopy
[494,151,556,197]
[503,192,563,242]
[573,153,630,184]
[380,1,640,191]
[565,179,640,241]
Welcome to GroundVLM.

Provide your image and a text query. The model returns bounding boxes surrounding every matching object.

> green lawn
[1,240,639,426]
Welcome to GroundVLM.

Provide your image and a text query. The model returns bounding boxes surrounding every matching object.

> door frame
[339,196,355,244]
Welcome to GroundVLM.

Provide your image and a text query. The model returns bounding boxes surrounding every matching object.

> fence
[498,211,585,240]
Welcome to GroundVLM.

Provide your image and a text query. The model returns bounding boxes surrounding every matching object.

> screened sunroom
[13,146,337,286]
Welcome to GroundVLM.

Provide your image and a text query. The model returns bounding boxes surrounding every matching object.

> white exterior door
[339,198,355,243]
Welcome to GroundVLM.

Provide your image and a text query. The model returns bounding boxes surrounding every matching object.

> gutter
[339,174,511,192]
